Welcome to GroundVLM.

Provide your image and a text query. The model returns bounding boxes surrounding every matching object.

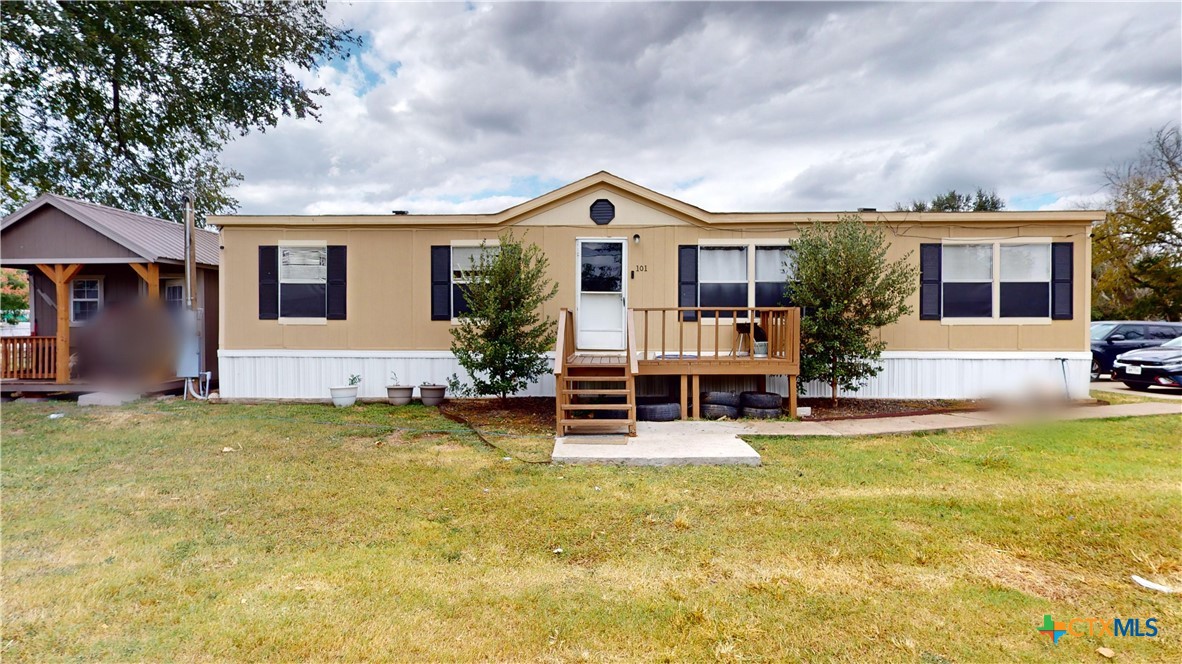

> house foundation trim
[217,349,1091,401]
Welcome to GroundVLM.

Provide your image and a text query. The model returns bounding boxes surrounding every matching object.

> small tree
[449,233,558,399]
[788,216,917,406]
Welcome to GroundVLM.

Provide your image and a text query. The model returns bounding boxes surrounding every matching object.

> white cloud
[219,1,1181,215]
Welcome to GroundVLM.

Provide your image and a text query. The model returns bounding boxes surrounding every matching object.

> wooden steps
[557,359,636,437]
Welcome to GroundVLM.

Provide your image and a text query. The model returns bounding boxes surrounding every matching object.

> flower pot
[419,385,446,406]
[754,341,769,357]
[329,385,359,408]
[386,385,414,406]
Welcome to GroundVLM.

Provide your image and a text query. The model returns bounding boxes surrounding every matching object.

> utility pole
[184,190,196,310]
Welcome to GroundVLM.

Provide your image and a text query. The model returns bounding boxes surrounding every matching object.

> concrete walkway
[551,402,1179,465]
[741,401,1180,436]
[1090,380,1182,401]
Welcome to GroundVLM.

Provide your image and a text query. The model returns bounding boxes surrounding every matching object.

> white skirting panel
[218,349,555,400]
[772,351,1093,400]
[219,350,1091,401]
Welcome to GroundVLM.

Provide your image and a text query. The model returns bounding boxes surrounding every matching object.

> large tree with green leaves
[1,1,357,221]
[788,216,917,405]
[1092,124,1181,321]
[448,233,559,400]
[895,187,1005,212]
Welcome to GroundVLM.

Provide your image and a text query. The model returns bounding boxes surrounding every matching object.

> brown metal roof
[0,193,219,266]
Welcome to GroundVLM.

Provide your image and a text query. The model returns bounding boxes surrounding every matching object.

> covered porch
[0,262,172,388]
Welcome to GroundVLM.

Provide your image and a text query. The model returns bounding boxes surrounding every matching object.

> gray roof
[0,193,219,266]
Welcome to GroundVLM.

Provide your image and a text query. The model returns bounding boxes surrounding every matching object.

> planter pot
[386,385,414,406]
[754,341,769,357]
[419,385,447,406]
[329,385,359,408]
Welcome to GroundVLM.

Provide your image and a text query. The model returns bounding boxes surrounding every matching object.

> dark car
[1091,321,1182,380]
[1111,336,1182,391]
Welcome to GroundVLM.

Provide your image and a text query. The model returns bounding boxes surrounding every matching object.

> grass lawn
[2,400,1180,662]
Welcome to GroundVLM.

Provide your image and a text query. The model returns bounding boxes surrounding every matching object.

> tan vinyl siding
[217,179,1096,355]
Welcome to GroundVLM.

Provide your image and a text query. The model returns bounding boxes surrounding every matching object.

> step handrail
[626,309,639,375]
[554,308,570,376]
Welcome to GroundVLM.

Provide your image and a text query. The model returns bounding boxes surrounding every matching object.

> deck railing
[630,307,801,367]
[0,336,57,380]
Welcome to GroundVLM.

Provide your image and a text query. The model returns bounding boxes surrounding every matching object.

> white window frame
[69,276,104,326]
[940,238,1053,326]
[163,279,185,309]
[278,241,328,325]
[697,241,796,323]
[450,239,500,324]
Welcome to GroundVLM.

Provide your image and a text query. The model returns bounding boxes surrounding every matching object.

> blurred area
[70,301,183,391]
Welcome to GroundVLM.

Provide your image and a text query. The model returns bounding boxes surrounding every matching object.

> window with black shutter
[999,244,1050,317]
[934,241,1066,321]
[278,246,328,318]
[754,246,795,307]
[942,244,992,317]
[698,246,748,318]
[431,244,500,320]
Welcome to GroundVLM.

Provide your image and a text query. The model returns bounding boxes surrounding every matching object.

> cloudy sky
[220,1,1181,215]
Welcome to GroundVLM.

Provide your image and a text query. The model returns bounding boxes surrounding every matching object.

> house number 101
[634,265,647,272]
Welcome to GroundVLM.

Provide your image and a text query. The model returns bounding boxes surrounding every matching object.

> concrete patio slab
[78,392,141,407]
[553,422,761,466]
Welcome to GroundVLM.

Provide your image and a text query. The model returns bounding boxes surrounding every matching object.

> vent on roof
[392,210,409,215]
[857,207,877,212]
[590,199,615,225]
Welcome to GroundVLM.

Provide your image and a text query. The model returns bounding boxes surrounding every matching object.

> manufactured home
[212,172,1100,425]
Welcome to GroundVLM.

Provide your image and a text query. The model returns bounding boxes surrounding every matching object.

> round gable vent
[590,199,615,225]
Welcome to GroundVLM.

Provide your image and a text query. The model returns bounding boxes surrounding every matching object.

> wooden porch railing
[630,307,801,368]
[0,336,57,380]
[553,308,575,428]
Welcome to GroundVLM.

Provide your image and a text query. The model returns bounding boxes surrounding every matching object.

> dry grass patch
[2,401,1179,662]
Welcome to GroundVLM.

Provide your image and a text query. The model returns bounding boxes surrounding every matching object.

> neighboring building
[0,194,219,391]
[212,172,1100,408]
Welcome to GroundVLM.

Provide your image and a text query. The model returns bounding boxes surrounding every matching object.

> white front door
[576,239,627,350]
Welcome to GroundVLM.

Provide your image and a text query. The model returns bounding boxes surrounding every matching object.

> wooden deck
[554,307,801,435]
[565,354,627,367]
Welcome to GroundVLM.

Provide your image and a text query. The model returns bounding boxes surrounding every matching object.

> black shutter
[919,244,941,320]
[326,245,347,320]
[431,246,451,320]
[678,245,698,322]
[1051,242,1073,320]
[258,245,278,320]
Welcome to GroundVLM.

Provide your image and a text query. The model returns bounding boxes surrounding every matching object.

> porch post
[788,375,797,419]
[37,263,83,384]
[129,262,160,301]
